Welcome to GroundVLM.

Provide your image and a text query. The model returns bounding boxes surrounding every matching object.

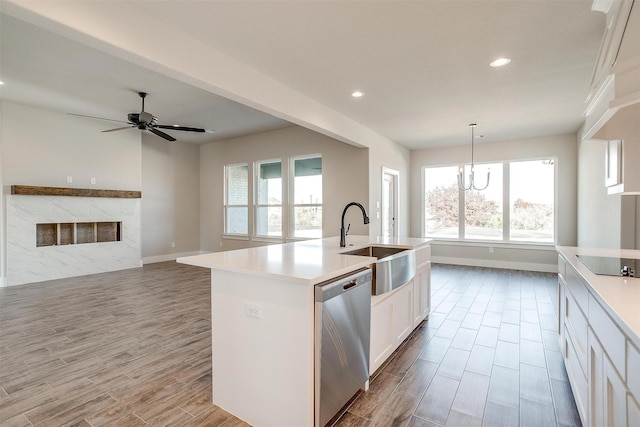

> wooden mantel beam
[10,185,142,199]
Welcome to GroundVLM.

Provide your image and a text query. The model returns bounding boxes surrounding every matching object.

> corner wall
[141,134,201,262]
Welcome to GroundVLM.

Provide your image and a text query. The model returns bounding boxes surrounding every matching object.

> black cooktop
[576,255,638,277]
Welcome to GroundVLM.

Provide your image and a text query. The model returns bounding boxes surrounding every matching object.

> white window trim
[289,154,323,239]
[422,157,557,244]
[254,158,283,239]
[224,162,250,237]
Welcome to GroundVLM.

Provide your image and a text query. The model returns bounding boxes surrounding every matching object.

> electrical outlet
[66,176,73,183]
[489,247,494,253]
[90,177,96,185]
[245,303,262,319]
[171,242,176,248]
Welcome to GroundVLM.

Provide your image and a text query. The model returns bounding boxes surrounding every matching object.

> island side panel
[210,269,315,427]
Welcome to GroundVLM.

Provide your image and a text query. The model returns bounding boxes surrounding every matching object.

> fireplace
[5,186,142,286]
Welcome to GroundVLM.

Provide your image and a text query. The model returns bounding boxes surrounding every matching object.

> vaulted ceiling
[0,1,606,148]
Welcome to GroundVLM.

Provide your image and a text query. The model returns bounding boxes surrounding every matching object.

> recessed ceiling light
[490,57,511,68]
[351,91,364,98]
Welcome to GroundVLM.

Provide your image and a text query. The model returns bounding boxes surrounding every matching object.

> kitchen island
[556,246,640,427]
[177,235,430,427]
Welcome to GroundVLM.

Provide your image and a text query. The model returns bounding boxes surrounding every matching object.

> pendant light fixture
[457,123,490,191]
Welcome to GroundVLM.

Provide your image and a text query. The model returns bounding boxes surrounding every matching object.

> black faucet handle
[345,223,351,236]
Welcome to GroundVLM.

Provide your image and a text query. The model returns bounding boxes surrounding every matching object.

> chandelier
[457,123,490,191]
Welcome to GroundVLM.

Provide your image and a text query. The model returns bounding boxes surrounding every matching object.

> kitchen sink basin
[341,245,416,295]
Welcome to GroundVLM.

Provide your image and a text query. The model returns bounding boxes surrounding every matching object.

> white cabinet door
[589,328,603,427]
[370,295,395,374]
[394,282,414,343]
[412,263,431,328]
[603,354,628,427]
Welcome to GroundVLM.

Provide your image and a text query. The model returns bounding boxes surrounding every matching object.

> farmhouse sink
[341,245,416,295]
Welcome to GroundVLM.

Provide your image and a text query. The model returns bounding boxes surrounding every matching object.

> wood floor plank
[450,371,490,419]
[347,372,403,420]
[465,345,495,376]
[519,363,553,405]
[487,365,520,409]
[414,374,459,424]
[482,401,519,427]
[395,359,439,397]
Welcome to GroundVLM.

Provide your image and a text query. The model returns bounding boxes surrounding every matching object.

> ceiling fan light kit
[71,92,206,142]
[457,123,490,191]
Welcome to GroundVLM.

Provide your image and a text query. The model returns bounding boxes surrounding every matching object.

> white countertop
[177,235,430,286]
[557,246,640,347]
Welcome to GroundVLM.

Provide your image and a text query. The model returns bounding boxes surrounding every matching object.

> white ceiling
[0,1,606,149]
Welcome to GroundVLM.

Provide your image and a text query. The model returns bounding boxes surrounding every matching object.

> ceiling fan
[70,92,207,142]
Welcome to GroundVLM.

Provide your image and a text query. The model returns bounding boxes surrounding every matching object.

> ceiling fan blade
[102,126,134,133]
[156,124,206,132]
[148,128,176,142]
[68,113,128,124]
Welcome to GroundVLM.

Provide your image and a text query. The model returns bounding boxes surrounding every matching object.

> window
[423,159,555,243]
[424,166,459,238]
[463,163,502,240]
[292,156,322,238]
[510,160,554,242]
[224,163,249,235]
[255,160,282,237]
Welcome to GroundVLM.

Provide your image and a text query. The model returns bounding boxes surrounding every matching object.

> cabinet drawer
[564,327,588,424]
[566,266,588,314]
[565,292,588,375]
[589,294,626,379]
[628,341,640,399]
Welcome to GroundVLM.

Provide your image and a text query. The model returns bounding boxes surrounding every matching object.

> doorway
[381,167,399,237]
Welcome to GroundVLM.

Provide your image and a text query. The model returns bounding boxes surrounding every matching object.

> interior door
[381,168,398,237]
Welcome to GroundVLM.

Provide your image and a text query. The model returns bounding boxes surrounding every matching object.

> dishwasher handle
[315,268,372,303]
[342,280,358,291]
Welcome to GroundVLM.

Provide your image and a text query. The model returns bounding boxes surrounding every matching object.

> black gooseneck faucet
[340,202,370,247]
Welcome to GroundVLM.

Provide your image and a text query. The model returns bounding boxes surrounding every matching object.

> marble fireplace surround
[5,186,142,286]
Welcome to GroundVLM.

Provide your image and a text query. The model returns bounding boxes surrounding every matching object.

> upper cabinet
[582,0,640,195]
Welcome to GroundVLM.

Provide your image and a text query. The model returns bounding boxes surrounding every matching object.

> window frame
[253,159,284,239]
[223,162,250,238]
[422,157,556,245]
[289,154,323,240]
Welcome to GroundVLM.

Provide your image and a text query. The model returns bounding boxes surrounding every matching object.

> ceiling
[0,1,606,149]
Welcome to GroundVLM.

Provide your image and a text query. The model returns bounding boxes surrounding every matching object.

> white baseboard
[142,251,205,265]
[432,256,558,273]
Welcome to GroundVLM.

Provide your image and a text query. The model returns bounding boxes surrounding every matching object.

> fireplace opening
[36,222,122,246]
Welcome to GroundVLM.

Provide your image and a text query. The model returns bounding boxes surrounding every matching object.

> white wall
[199,126,369,252]
[1,101,143,284]
[1,102,141,189]
[141,134,201,261]
[368,138,411,238]
[410,133,578,271]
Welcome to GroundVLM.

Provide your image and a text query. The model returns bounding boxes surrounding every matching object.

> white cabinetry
[370,245,431,374]
[558,253,640,427]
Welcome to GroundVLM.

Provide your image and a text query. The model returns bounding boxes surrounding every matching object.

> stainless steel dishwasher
[315,268,372,427]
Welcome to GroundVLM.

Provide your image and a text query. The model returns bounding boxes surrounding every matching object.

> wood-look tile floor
[333,264,582,427]
[0,262,581,426]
